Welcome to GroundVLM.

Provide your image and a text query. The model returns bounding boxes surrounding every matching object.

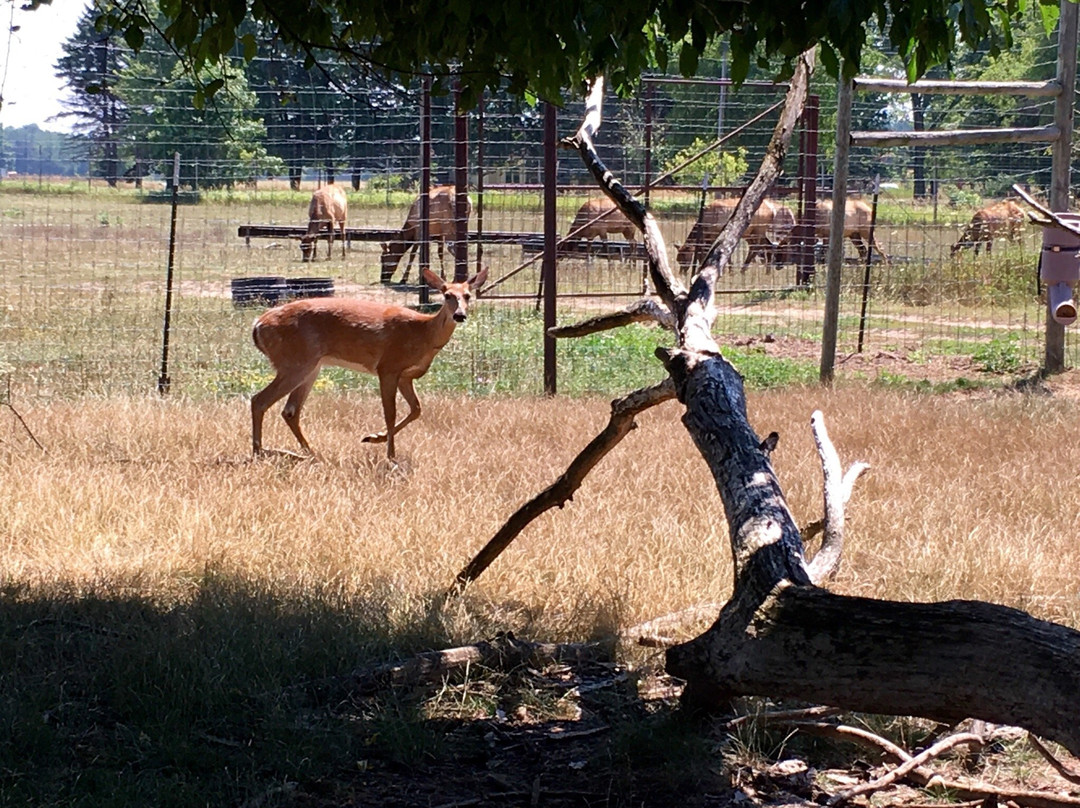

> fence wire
[1,43,1078,404]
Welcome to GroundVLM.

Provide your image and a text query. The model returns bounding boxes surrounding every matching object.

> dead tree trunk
[586,55,1080,755]
[466,50,1080,756]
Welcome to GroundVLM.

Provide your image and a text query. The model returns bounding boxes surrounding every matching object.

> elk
[676,197,796,274]
[300,184,348,262]
[381,186,471,284]
[951,200,1026,256]
[770,198,886,265]
[250,266,488,461]
[566,197,638,244]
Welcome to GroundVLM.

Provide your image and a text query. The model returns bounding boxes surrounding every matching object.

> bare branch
[620,602,725,646]
[1013,183,1080,235]
[792,722,1080,808]
[827,732,984,805]
[1028,734,1080,785]
[805,411,869,584]
[453,380,676,589]
[549,298,675,339]
[559,77,685,314]
[696,50,816,285]
[2,401,46,453]
[347,634,604,695]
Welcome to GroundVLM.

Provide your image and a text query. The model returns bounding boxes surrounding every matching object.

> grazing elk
[251,266,488,461]
[770,198,886,265]
[676,198,796,274]
[300,184,348,262]
[951,200,1026,256]
[381,186,471,284]
[566,197,638,244]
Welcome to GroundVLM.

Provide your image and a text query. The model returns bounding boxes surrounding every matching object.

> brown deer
[566,197,638,244]
[951,200,1026,256]
[770,198,886,265]
[251,266,488,461]
[676,198,796,274]
[380,186,471,284]
[300,185,348,262]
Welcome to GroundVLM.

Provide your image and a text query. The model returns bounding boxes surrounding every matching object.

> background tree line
[4,1,1065,195]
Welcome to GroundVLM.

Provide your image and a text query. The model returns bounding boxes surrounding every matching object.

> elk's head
[299,235,316,262]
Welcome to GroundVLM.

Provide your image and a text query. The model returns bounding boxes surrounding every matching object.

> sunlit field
[4,385,1078,631]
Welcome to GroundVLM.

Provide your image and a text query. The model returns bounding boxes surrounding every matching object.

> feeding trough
[230,276,289,307]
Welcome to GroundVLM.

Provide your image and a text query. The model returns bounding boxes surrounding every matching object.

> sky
[0,1,86,132]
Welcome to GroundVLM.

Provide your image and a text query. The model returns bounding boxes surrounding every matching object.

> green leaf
[655,39,668,73]
[123,24,144,51]
[820,42,840,77]
[1039,0,1059,35]
[240,33,257,62]
[204,78,226,99]
[678,42,698,77]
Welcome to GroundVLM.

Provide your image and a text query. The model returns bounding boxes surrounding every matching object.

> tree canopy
[31,0,1060,108]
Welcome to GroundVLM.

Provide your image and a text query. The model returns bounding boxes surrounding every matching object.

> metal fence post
[543,104,558,396]
[157,152,180,395]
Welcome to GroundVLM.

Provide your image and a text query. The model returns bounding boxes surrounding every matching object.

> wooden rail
[853,77,1062,96]
[237,225,645,260]
[237,225,540,244]
[851,124,1060,148]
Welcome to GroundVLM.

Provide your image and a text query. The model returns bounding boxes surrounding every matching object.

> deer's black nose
[453,311,467,323]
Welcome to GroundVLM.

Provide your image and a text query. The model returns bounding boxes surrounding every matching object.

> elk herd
[295,182,1030,274]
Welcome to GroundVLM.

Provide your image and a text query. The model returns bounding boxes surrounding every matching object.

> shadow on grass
[0,572,726,808]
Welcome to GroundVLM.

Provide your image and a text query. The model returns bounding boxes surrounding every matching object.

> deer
[380,186,471,284]
[675,198,796,274]
[250,266,488,461]
[300,184,348,262]
[566,197,638,244]
[769,198,887,266]
[951,200,1026,256]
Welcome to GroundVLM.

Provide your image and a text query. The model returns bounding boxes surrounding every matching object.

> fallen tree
[458,50,1080,756]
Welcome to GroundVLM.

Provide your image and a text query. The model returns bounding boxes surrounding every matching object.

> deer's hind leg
[281,368,320,453]
[252,366,313,455]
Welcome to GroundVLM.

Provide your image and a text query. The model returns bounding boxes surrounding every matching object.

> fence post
[157,152,180,395]
[476,93,486,277]
[1046,0,1078,373]
[820,73,853,385]
[419,76,432,305]
[454,80,470,283]
[543,103,558,396]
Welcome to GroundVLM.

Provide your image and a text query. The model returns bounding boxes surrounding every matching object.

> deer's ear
[470,267,489,289]
[422,268,446,292]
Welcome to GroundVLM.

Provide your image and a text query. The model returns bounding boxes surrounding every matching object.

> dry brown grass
[3,383,1078,641]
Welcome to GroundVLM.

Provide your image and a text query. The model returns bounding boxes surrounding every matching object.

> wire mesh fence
[1,40,1078,405]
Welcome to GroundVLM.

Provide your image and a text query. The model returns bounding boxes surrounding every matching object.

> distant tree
[663,137,749,188]
[244,26,414,190]
[0,125,80,177]
[117,49,284,188]
[54,4,128,186]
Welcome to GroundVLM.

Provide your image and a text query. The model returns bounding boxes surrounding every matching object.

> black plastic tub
[230,276,289,307]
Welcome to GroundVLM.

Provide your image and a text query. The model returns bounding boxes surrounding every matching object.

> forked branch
[804,410,869,583]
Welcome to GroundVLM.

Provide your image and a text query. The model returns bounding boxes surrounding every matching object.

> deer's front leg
[363,372,400,459]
